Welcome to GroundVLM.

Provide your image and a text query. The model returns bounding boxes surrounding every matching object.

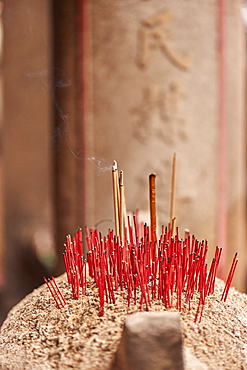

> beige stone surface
[82,0,246,290]
[111,312,184,370]
[183,348,208,370]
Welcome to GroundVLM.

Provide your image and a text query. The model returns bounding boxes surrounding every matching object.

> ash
[0,275,247,369]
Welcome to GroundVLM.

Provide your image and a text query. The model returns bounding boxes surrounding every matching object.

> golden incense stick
[119,170,125,245]
[112,160,120,236]
[170,153,177,228]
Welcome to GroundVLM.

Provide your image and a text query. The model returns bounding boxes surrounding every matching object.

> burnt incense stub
[111,312,184,370]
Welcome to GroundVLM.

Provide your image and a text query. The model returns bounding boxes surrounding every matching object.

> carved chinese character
[136,10,191,70]
[131,86,157,143]
[131,83,187,144]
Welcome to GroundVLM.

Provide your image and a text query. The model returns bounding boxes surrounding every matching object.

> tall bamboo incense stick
[112,160,120,236]
[170,153,177,233]
[119,170,125,245]
[149,173,157,247]
[122,177,127,232]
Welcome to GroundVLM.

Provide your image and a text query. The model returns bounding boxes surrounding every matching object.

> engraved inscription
[131,83,187,145]
[136,10,191,70]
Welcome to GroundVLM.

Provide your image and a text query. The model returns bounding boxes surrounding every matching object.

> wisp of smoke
[87,156,112,175]
[63,149,113,176]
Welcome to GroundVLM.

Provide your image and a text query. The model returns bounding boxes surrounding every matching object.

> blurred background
[0,0,246,323]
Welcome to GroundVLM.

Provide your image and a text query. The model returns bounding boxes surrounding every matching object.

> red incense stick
[44,277,66,309]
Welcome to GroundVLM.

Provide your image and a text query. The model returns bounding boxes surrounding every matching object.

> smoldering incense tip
[112,160,118,171]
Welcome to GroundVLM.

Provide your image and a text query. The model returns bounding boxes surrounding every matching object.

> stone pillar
[82,1,246,291]
[52,0,83,273]
[2,0,53,316]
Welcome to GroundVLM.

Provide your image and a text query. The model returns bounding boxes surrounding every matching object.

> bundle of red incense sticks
[58,217,237,322]
[44,158,238,323]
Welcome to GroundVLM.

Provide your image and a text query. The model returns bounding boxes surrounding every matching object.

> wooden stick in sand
[112,160,120,236]
[149,173,157,253]
[170,153,177,236]
[119,170,125,245]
